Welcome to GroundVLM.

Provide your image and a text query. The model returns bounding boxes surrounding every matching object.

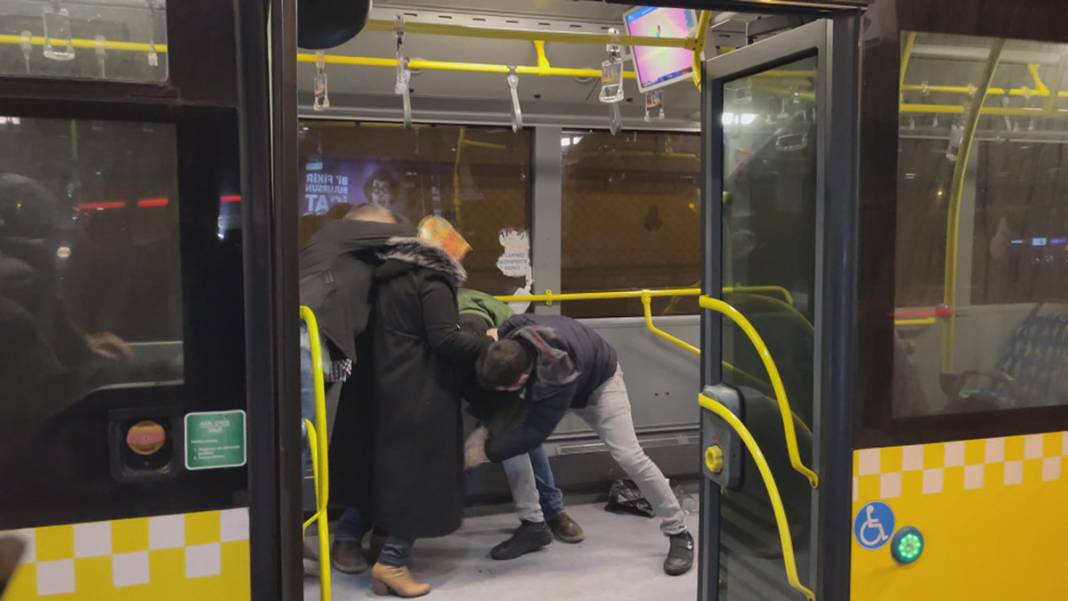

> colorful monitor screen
[623,6,698,93]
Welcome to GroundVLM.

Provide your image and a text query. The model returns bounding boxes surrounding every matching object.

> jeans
[379,536,415,567]
[333,507,371,543]
[510,364,686,536]
[502,446,565,523]
[571,364,686,536]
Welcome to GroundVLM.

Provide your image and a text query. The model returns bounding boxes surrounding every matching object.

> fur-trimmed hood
[376,236,467,286]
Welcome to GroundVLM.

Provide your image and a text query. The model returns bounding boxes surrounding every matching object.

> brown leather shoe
[371,563,431,598]
[330,539,369,574]
[548,512,585,543]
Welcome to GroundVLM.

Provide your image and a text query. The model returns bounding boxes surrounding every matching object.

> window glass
[894,31,1068,416]
[297,121,532,295]
[719,55,818,599]
[560,130,700,318]
[0,0,167,82]
[0,116,183,442]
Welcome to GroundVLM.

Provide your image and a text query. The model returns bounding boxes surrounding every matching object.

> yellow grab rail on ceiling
[299,306,332,601]
[699,295,819,488]
[363,18,698,49]
[0,33,166,53]
[296,52,637,80]
[698,392,816,601]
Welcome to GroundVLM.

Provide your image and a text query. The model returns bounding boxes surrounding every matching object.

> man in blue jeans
[458,298,585,555]
[465,314,694,575]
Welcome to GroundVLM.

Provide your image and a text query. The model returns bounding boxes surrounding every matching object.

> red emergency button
[126,421,166,456]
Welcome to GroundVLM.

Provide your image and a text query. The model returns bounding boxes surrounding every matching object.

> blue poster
[301,159,398,215]
[853,501,895,550]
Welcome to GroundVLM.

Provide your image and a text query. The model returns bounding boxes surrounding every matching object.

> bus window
[0,117,183,516]
[895,32,1068,416]
[561,130,700,318]
[0,0,168,82]
[298,121,531,295]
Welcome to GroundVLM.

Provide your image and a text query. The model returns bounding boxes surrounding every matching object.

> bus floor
[304,501,700,600]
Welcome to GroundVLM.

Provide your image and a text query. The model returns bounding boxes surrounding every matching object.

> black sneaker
[490,520,552,560]
[663,531,694,576]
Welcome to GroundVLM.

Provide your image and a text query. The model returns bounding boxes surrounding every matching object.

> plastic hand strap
[507,66,522,132]
[313,50,331,112]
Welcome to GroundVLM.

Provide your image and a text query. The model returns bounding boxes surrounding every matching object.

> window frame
[856,16,1068,449]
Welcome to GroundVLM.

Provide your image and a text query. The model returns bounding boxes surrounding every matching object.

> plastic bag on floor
[604,479,655,518]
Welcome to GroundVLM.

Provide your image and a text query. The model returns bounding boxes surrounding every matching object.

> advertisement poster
[300,158,397,215]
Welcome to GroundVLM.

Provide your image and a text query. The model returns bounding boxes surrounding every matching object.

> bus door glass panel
[718,55,818,601]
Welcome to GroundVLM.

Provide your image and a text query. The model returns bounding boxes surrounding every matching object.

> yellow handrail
[496,285,796,305]
[0,33,166,53]
[691,10,712,91]
[894,317,937,327]
[494,286,817,483]
[296,52,638,80]
[299,306,332,601]
[363,18,698,49]
[942,39,1005,373]
[699,295,819,488]
[640,293,700,355]
[698,393,816,601]
[639,292,815,442]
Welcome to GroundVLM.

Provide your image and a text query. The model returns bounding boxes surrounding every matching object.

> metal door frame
[234,0,302,599]
[699,15,859,601]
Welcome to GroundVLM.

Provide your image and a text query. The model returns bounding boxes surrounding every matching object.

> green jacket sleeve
[457,288,514,328]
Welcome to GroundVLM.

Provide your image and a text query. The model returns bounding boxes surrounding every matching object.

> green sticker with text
[185,410,247,470]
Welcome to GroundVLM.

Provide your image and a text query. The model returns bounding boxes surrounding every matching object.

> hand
[464,426,490,470]
[486,328,499,341]
[86,332,134,361]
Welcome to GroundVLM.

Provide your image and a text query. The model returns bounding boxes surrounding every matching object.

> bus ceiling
[294,2,821,128]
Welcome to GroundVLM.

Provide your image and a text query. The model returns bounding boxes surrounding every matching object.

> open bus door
[697,15,859,601]
[0,0,300,599]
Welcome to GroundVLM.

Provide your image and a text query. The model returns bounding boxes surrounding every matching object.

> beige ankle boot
[370,562,431,598]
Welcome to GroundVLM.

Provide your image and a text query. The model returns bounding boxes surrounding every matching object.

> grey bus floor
[304,501,699,600]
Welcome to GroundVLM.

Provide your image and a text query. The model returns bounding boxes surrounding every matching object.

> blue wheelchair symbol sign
[854,502,895,550]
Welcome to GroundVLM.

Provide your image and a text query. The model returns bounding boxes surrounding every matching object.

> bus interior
[2,1,1068,601]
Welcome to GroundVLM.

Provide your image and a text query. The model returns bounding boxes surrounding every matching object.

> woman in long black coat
[355,235,486,596]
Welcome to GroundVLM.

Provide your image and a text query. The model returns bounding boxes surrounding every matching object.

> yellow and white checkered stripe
[853,431,1067,502]
[1,508,250,600]
[851,431,1068,600]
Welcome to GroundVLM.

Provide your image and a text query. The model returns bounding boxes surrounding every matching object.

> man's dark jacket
[299,219,415,362]
[480,314,618,463]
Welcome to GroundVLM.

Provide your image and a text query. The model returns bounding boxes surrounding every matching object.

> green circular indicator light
[891,526,924,565]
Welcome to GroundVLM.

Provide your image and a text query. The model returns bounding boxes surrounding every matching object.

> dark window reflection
[0,118,183,460]
[560,130,701,318]
[894,32,1068,416]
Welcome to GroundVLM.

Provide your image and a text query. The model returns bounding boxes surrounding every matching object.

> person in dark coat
[299,203,416,574]
[336,220,487,597]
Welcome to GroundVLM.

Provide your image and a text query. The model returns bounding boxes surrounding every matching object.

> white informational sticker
[496,228,533,313]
